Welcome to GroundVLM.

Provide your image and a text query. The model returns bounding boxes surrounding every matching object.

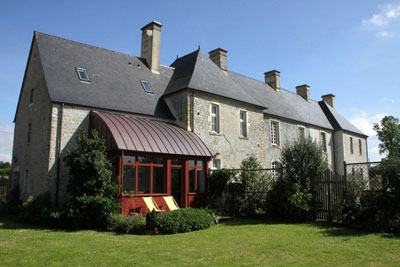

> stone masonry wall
[12,41,52,201]
[192,91,265,168]
[264,115,334,170]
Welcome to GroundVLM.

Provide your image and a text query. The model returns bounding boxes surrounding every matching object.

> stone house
[11,21,368,212]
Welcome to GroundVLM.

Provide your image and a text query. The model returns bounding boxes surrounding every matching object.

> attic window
[76,67,90,82]
[141,80,153,94]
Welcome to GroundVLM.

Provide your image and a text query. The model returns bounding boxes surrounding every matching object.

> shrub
[108,214,146,234]
[1,185,22,215]
[266,137,327,221]
[63,129,119,230]
[127,215,146,234]
[21,192,53,225]
[146,208,216,234]
[240,155,274,215]
[208,168,235,213]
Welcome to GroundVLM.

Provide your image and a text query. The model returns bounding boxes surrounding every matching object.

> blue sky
[0,0,399,162]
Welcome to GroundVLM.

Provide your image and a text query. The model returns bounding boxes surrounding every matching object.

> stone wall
[12,41,53,201]
[48,104,90,205]
[264,115,334,169]
[192,91,265,168]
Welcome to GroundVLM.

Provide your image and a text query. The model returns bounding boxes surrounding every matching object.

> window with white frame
[320,132,327,152]
[297,127,305,141]
[272,161,281,179]
[239,110,247,137]
[211,104,219,133]
[271,121,279,145]
[359,139,362,155]
[212,159,221,170]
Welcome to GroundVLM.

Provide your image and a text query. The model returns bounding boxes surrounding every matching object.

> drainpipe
[55,103,64,208]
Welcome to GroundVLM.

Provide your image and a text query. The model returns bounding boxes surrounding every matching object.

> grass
[0,216,399,266]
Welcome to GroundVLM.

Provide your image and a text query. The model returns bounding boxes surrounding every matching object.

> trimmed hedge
[146,208,217,234]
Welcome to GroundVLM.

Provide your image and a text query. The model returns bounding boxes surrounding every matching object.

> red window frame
[188,160,205,193]
[122,155,166,196]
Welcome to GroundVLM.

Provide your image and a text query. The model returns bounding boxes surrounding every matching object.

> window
[30,88,34,104]
[211,104,219,133]
[76,67,90,82]
[212,159,221,170]
[297,127,305,141]
[271,121,279,145]
[140,80,154,93]
[240,111,247,137]
[189,160,205,193]
[359,139,362,155]
[272,161,281,180]
[23,170,29,194]
[320,132,327,152]
[27,123,32,143]
[350,137,353,154]
[122,156,166,194]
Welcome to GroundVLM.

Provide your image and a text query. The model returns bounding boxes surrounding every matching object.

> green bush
[240,156,274,216]
[127,215,146,234]
[146,208,217,234]
[208,168,235,212]
[1,186,22,215]
[21,192,53,225]
[108,214,146,234]
[266,137,327,221]
[63,129,119,230]
[64,195,117,230]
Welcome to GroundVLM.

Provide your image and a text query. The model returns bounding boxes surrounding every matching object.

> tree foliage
[63,129,118,229]
[280,136,328,190]
[0,161,11,180]
[373,115,400,159]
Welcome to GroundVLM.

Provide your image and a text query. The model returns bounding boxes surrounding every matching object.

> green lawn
[0,216,399,266]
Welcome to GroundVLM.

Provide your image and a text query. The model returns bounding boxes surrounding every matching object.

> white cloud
[380,96,395,103]
[363,4,400,26]
[378,31,395,37]
[350,112,385,136]
[0,124,14,163]
[349,111,387,161]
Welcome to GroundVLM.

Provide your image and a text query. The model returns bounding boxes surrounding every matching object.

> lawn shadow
[219,217,399,239]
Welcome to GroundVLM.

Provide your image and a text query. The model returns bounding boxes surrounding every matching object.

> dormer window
[76,67,90,82]
[141,80,153,93]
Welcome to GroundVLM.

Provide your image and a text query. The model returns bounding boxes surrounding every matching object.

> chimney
[141,21,162,74]
[208,48,227,71]
[296,84,310,102]
[322,94,335,109]
[264,70,280,91]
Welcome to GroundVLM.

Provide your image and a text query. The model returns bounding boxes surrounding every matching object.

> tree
[0,161,11,180]
[240,155,273,215]
[266,137,328,220]
[373,116,400,159]
[280,136,328,190]
[64,129,118,229]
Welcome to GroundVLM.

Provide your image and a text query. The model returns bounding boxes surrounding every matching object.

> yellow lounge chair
[163,196,180,211]
[142,197,161,212]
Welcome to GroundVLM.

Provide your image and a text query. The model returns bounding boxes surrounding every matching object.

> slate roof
[35,32,174,119]
[29,32,365,136]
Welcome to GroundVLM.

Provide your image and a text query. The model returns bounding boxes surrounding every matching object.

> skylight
[141,80,153,94]
[76,67,90,82]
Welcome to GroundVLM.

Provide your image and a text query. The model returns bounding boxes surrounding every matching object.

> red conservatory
[90,111,212,215]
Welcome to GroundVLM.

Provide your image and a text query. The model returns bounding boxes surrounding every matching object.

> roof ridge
[227,69,321,103]
[34,31,140,59]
